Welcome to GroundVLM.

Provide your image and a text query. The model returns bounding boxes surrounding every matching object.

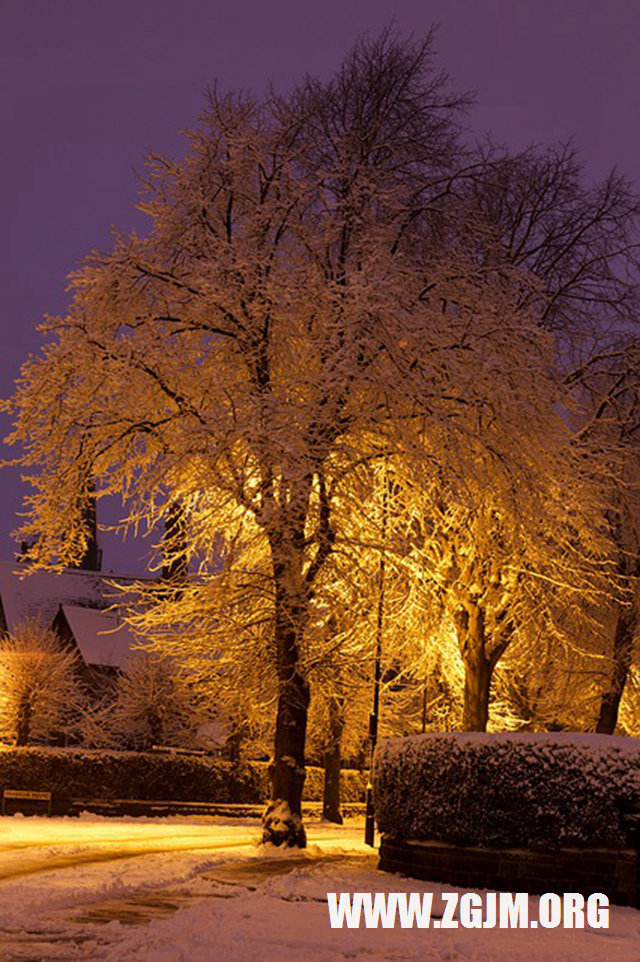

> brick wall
[379,836,639,908]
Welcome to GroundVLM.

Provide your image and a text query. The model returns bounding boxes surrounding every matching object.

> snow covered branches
[4,29,640,842]
[0,619,84,746]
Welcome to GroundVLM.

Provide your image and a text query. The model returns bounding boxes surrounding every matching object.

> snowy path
[0,815,638,961]
[0,834,258,883]
[0,816,354,879]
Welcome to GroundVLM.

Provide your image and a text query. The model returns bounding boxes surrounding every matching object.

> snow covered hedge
[304,764,367,803]
[0,747,259,802]
[0,747,366,804]
[374,733,640,850]
[251,762,366,804]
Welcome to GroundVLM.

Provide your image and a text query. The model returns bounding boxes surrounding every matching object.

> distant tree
[566,338,640,733]
[86,650,207,751]
[469,141,640,339]
[618,660,640,736]
[0,618,84,745]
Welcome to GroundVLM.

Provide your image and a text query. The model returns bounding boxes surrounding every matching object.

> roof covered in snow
[0,561,152,672]
[0,561,105,633]
[60,604,136,669]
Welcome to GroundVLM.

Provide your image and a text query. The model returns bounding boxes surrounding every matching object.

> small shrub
[81,651,209,751]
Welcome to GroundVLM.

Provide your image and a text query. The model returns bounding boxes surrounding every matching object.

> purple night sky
[2,0,639,572]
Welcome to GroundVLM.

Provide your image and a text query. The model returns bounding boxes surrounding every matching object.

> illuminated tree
[567,338,640,733]
[0,618,84,746]
[81,650,209,751]
[404,424,616,731]
[471,145,640,732]
[7,28,635,845]
[381,142,640,732]
[3,32,474,844]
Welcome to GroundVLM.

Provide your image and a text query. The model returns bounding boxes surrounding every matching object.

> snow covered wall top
[373,731,640,850]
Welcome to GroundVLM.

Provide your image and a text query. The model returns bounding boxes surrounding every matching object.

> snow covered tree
[5,31,481,845]
[323,410,613,734]
[405,419,616,731]
[0,618,84,745]
[470,143,640,732]
[566,338,640,733]
[382,139,640,731]
[91,650,208,751]
[7,28,633,842]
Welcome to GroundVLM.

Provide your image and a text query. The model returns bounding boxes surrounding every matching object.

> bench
[2,789,52,817]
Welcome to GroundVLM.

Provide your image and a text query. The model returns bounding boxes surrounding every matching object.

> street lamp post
[364,466,388,847]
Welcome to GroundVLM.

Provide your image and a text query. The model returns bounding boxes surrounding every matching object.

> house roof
[59,604,135,669]
[0,561,149,671]
[0,561,104,634]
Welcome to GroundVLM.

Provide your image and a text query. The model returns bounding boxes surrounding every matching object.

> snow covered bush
[0,618,85,746]
[374,732,640,850]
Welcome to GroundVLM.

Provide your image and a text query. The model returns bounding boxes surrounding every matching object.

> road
[0,815,372,960]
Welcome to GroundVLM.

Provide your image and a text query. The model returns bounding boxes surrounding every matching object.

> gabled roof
[0,560,151,672]
[0,561,104,633]
[58,604,135,669]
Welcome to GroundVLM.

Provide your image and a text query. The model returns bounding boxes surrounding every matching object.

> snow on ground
[0,814,255,925]
[98,864,640,962]
[0,814,638,961]
[0,813,351,925]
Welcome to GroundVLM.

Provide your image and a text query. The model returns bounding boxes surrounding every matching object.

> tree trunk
[264,671,310,846]
[147,708,163,748]
[322,695,345,824]
[225,715,248,765]
[462,657,492,731]
[262,532,311,848]
[596,604,637,734]
[76,480,101,572]
[162,501,188,584]
[456,604,492,732]
[16,691,32,746]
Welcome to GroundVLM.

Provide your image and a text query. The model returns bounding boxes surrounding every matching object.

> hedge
[251,761,367,804]
[0,747,366,805]
[373,732,640,851]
